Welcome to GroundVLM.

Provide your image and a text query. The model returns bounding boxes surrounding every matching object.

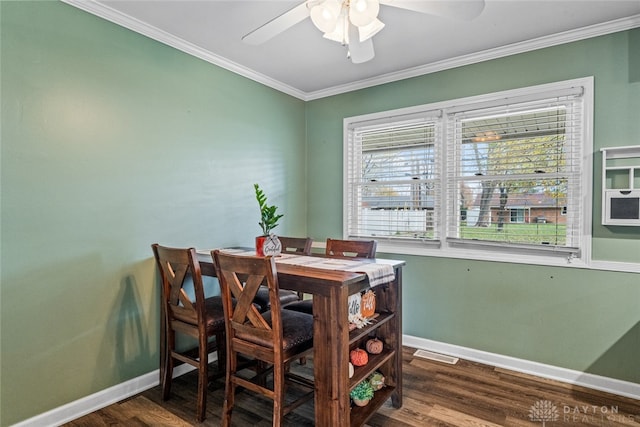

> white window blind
[446,92,584,254]
[343,78,592,264]
[345,113,441,243]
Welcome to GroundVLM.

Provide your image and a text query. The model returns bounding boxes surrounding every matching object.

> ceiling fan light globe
[310,0,341,33]
[349,0,380,27]
[353,0,367,13]
[358,18,384,41]
[323,30,345,43]
[323,14,349,44]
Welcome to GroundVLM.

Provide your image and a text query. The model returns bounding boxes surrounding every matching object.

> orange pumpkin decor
[365,337,383,354]
[360,290,376,318]
[350,348,368,367]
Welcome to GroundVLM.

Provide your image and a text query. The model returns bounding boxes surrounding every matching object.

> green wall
[306,28,640,384]
[1,1,638,425]
[1,2,306,425]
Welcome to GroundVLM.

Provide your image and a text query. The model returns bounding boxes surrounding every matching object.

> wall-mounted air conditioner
[601,146,640,226]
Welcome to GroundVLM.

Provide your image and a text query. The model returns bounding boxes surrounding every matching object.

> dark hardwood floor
[64,346,639,426]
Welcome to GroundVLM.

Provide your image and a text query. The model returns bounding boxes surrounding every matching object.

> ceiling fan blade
[348,24,375,64]
[242,2,310,45]
[380,0,485,20]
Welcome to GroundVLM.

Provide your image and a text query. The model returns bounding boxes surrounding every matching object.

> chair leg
[161,329,174,401]
[196,335,209,422]
[256,361,268,387]
[222,351,237,427]
[272,362,285,427]
[159,308,167,390]
[216,332,225,374]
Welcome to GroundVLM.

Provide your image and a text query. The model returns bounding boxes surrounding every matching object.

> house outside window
[344,78,593,265]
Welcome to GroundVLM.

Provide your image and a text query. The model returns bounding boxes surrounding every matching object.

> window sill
[375,239,587,269]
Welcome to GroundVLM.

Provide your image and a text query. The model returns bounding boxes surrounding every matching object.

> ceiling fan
[242,0,485,64]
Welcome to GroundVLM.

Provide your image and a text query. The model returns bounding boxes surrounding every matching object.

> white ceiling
[64,0,640,100]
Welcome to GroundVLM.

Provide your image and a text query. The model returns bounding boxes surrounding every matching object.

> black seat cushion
[237,310,313,350]
[203,296,226,331]
[282,299,313,315]
[253,286,300,312]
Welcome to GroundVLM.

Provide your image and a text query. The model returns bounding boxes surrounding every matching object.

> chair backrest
[152,244,206,327]
[213,251,283,350]
[278,236,313,255]
[325,238,377,259]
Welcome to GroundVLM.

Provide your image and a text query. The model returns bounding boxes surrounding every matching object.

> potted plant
[254,183,284,256]
[350,380,374,407]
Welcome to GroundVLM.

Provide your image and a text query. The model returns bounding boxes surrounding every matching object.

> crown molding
[61,1,639,102]
[305,14,640,100]
[60,0,309,100]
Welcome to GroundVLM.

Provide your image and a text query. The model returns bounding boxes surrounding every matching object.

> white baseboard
[12,356,213,427]
[11,371,158,427]
[13,339,639,426]
[403,335,640,400]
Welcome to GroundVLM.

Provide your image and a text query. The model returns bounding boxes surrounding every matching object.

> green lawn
[459,222,566,245]
[393,222,566,245]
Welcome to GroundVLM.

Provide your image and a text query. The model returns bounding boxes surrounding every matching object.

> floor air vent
[413,349,459,365]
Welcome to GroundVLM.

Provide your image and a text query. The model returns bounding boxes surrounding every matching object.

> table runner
[198,249,395,287]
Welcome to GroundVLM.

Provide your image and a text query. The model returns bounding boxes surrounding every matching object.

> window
[345,112,441,243]
[510,209,525,223]
[344,78,593,265]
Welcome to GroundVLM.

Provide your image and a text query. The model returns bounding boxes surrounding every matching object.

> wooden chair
[284,238,378,315]
[253,236,313,311]
[325,238,377,258]
[151,243,226,422]
[213,250,315,427]
[279,236,313,300]
[278,236,313,255]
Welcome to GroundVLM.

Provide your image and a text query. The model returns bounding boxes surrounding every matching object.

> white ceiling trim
[62,0,640,102]
[305,14,640,100]
[61,0,308,99]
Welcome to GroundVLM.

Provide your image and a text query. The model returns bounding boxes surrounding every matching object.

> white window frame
[343,77,593,267]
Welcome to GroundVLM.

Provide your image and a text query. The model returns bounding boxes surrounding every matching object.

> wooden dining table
[196,249,405,427]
